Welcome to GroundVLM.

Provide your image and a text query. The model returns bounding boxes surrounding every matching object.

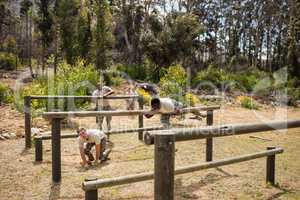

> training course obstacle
[82,147,283,200]
[42,105,220,183]
[24,95,140,148]
[34,126,166,162]
[81,118,300,200]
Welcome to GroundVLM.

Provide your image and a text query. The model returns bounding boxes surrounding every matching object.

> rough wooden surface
[30,95,139,100]
[82,147,283,191]
[144,120,300,145]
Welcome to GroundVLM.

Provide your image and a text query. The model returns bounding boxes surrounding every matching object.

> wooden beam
[30,95,139,100]
[40,126,167,140]
[24,96,31,148]
[144,120,300,145]
[42,106,221,119]
[82,147,283,191]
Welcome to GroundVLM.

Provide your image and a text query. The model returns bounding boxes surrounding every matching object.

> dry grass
[0,105,300,200]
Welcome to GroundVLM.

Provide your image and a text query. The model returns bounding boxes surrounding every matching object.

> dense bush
[184,92,200,106]
[0,52,17,70]
[193,65,230,90]
[0,83,13,104]
[159,65,187,103]
[16,59,99,111]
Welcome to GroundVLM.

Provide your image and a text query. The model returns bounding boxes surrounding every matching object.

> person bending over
[77,127,110,167]
[145,97,183,126]
[92,83,114,131]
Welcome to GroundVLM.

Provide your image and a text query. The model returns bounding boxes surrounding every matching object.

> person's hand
[145,113,154,118]
[80,161,87,167]
[93,159,100,166]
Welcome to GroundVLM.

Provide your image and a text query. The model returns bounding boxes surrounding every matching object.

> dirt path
[0,106,300,200]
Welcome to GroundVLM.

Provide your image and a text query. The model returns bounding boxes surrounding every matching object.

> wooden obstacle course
[24,95,140,148]
[82,146,284,200]
[34,126,166,162]
[42,105,220,183]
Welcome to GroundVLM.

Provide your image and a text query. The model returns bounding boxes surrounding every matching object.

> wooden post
[138,97,144,140]
[85,178,98,200]
[24,96,31,148]
[52,118,62,182]
[161,114,171,128]
[35,136,43,162]
[266,146,276,185]
[154,133,175,200]
[206,110,213,161]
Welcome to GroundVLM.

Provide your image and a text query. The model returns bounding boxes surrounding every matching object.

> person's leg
[161,114,171,128]
[98,116,104,130]
[99,137,106,160]
[84,143,95,162]
[106,115,112,131]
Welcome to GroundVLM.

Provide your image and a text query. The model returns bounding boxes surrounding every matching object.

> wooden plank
[266,147,276,185]
[144,120,300,145]
[35,136,43,162]
[138,97,144,140]
[30,95,139,100]
[42,106,221,119]
[40,126,167,140]
[82,147,283,191]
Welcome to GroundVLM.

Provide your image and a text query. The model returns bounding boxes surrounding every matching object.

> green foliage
[239,96,259,110]
[0,52,17,70]
[57,0,80,64]
[94,0,114,70]
[193,65,230,89]
[17,59,99,111]
[159,65,187,102]
[78,6,92,61]
[142,13,203,67]
[0,83,13,104]
[185,92,200,106]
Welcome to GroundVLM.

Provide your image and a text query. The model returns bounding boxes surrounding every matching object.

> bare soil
[0,104,300,200]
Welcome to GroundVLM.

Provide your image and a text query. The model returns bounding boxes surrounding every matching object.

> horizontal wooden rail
[42,106,221,119]
[82,147,283,191]
[30,95,139,100]
[39,126,166,140]
[144,120,300,145]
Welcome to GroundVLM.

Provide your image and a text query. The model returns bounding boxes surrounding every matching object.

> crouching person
[77,127,110,167]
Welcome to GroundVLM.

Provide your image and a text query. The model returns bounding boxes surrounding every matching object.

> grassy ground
[0,105,300,200]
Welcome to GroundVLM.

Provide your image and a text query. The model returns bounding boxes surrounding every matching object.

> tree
[36,0,54,73]
[20,0,33,76]
[94,0,114,70]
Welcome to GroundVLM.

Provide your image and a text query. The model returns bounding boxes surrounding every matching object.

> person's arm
[103,87,114,97]
[79,146,87,166]
[94,144,101,164]
[144,109,159,118]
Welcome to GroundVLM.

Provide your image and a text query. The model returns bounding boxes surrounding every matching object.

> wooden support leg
[52,118,62,183]
[266,146,276,185]
[154,133,175,200]
[24,96,31,148]
[206,110,213,162]
[35,136,43,162]
[138,97,144,140]
[84,178,98,200]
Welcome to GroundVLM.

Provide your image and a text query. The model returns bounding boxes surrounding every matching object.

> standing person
[77,127,110,167]
[125,81,136,110]
[92,83,114,132]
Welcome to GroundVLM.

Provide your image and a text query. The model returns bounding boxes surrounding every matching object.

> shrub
[159,65,187,103]
[185,92,200,106]
[0,83,13,104]
[0,52,17,70]
[16,59,99,112]
[136,88,152,106]
[193,65,230,90]
[237,96,259,110]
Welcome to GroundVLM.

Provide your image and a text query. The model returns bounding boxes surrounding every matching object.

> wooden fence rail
[144,120,300,145]
[82,147,283,200]
[24,95,141,148]
[34,126,166,162]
